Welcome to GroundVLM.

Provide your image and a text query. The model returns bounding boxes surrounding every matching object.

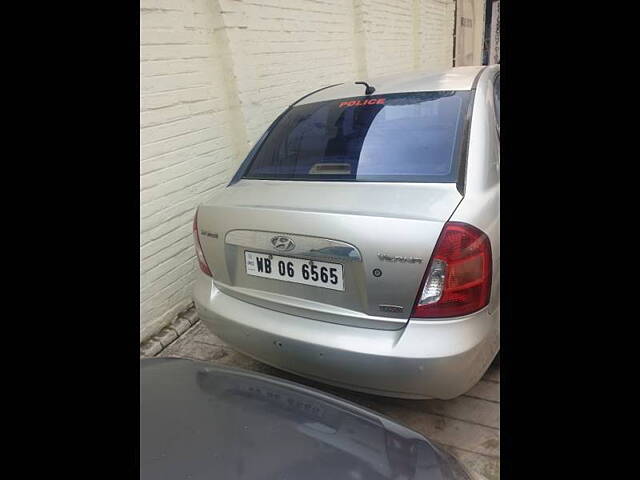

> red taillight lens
[193,209,212,277]
[412,222,492,318]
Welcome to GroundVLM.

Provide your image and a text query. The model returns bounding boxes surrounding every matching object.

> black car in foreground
[140,358,472,480]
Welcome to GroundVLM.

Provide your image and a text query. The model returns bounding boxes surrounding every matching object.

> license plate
[244,251,344,291]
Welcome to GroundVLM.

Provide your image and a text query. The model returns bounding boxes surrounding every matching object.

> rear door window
[243,91,472,183]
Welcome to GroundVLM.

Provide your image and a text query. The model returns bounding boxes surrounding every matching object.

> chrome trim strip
[225,230,363,263]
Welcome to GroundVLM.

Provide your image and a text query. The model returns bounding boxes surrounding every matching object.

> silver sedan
[193,65,500,399]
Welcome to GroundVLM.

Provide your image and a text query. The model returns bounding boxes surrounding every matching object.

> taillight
[412,222,492,318]
[193,209,213,277]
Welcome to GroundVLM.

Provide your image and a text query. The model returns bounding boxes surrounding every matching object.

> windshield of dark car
[242,90,471,182]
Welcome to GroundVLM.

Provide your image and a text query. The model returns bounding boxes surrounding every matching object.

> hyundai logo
[271,235,295,252]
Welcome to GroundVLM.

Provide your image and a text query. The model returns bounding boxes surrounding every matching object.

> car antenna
[355,81,375,95]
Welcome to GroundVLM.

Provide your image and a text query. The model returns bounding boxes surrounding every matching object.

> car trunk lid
[197,180,462,330]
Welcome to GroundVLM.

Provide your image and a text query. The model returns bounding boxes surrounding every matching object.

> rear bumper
[193,271,499,399]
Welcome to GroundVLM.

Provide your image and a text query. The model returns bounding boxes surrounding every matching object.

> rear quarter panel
[450,66,500,317]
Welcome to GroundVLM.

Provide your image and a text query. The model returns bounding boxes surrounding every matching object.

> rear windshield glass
[242,91,472,182]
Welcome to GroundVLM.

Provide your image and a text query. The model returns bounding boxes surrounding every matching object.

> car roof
[296,66,487,105]
[140,358,469,480]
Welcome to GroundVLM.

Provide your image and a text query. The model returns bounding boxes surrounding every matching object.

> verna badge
[271,235,295,252]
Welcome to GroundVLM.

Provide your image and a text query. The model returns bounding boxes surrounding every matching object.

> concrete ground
[149,319,500,480]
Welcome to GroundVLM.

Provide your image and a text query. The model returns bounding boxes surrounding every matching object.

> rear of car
[193,66,500,399]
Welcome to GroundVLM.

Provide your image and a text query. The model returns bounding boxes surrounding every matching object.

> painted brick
[140,0,236,342]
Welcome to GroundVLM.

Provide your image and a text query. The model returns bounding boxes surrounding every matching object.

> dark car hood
[140,358,470,480]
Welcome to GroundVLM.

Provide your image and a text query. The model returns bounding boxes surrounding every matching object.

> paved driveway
[150,319,500,480]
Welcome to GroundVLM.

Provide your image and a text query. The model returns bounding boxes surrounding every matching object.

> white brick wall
[420,0,456,71]
[140,0,474,342]
[140,0,237,341]
[454,0,486,66]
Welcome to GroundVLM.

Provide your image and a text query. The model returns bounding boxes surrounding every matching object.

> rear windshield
[242,91,472,182]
